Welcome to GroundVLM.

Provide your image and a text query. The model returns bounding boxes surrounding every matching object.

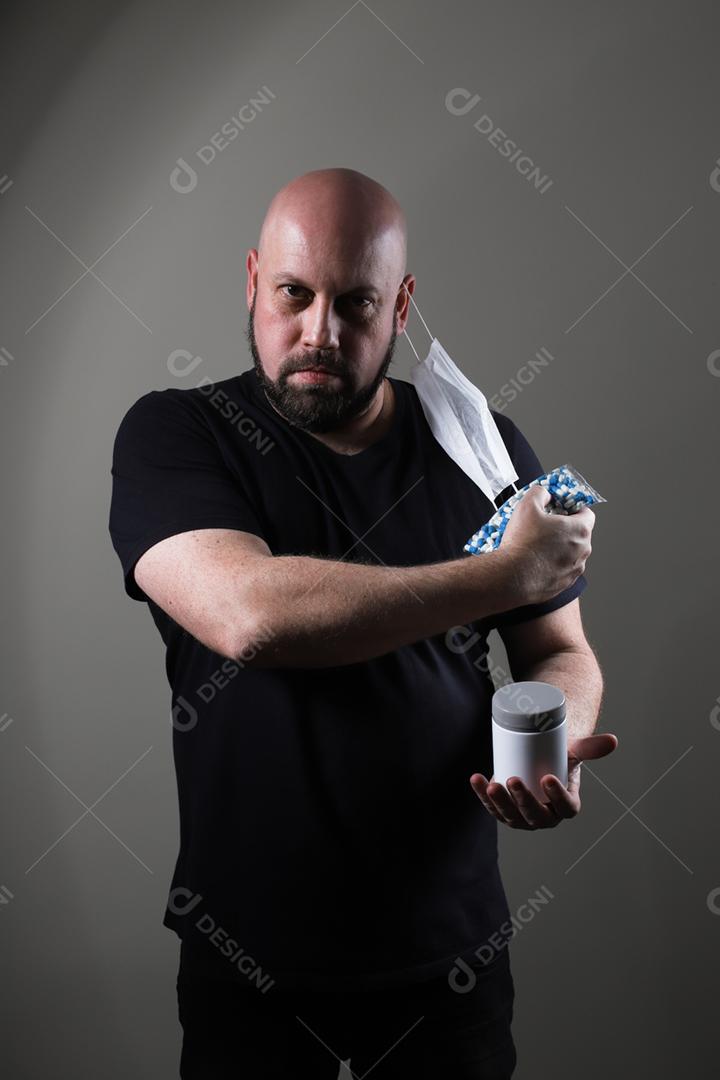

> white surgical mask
[402,287,519,505]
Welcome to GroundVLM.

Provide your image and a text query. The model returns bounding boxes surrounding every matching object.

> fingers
[486,778,532,827]
[470,774,525,827]
[540,774,580,819]
[575,505,596,529]
[568,733,619,762]
[504,777,559,828]
[470,775,559,829]
[528,484,550,505]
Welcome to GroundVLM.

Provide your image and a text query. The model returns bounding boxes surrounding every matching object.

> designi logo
[445,87,553,195]
[170,87,277,194]
[710,157,720,194]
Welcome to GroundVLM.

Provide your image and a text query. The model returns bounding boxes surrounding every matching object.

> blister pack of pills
[463,463,606,555]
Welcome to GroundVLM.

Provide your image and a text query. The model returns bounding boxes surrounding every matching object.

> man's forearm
[514,647,604,739]
[236,549,521,669]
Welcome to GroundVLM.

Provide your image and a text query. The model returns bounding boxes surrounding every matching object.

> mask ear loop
[400,282,519,501]
[400,282,434,363]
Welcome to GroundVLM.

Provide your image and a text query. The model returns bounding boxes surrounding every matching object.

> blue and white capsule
[463,463,605,555]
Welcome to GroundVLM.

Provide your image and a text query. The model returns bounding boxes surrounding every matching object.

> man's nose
[301,296,340,351]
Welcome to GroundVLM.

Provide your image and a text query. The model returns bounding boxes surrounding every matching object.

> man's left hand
[469,733,619,830]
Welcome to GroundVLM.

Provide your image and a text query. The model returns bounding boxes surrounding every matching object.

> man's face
[245,232,402,433]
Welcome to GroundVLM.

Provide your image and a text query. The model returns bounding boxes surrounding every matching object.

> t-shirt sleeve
[108,389,267,602]
[489,411,588,628]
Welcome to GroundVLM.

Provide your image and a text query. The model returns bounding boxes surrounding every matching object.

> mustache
[282,356,347,377]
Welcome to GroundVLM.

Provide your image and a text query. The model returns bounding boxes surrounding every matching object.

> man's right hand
[496,483,595,606]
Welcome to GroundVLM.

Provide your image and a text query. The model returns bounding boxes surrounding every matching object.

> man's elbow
[226,610,279,667]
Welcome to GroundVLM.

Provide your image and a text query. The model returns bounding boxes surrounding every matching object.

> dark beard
[245,294,397,434]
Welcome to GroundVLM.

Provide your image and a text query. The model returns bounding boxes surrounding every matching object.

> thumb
[569,733,619,763]
[525,483,551,509]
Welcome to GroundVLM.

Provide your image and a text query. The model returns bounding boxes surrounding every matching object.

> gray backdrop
[1,0,718,1076]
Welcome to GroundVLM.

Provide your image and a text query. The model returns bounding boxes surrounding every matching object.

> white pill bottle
[491,681,568,802]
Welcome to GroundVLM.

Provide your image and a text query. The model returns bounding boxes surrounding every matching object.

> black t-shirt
[108,367,586,992]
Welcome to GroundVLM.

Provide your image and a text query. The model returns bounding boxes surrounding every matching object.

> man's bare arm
[499,598,605,737]
[237,543,527,669]
[513,645,604,739]
[132,486,593,669]
[134,528,524,668]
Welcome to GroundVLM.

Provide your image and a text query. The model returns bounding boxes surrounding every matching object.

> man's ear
[396,274,415,333]
[246,249,259,308]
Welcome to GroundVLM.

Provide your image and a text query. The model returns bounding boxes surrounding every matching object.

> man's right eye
[281,285,308,299]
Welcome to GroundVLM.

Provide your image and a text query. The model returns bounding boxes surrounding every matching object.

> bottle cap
[492,681,566,732]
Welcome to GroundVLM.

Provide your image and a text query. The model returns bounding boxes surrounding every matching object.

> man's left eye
[350,296,372,307]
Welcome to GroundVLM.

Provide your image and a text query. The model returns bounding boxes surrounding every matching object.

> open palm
[469,733,619,829]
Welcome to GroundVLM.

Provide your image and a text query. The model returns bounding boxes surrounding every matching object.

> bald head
[245,167,414,434]
[258,168,407,288]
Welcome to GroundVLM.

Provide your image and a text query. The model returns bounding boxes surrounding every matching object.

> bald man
[109,168,608,1078]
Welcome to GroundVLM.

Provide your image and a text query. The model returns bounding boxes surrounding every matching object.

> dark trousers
[176,947,517,1079]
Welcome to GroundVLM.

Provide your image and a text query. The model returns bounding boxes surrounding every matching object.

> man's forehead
[261,213,402,281]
